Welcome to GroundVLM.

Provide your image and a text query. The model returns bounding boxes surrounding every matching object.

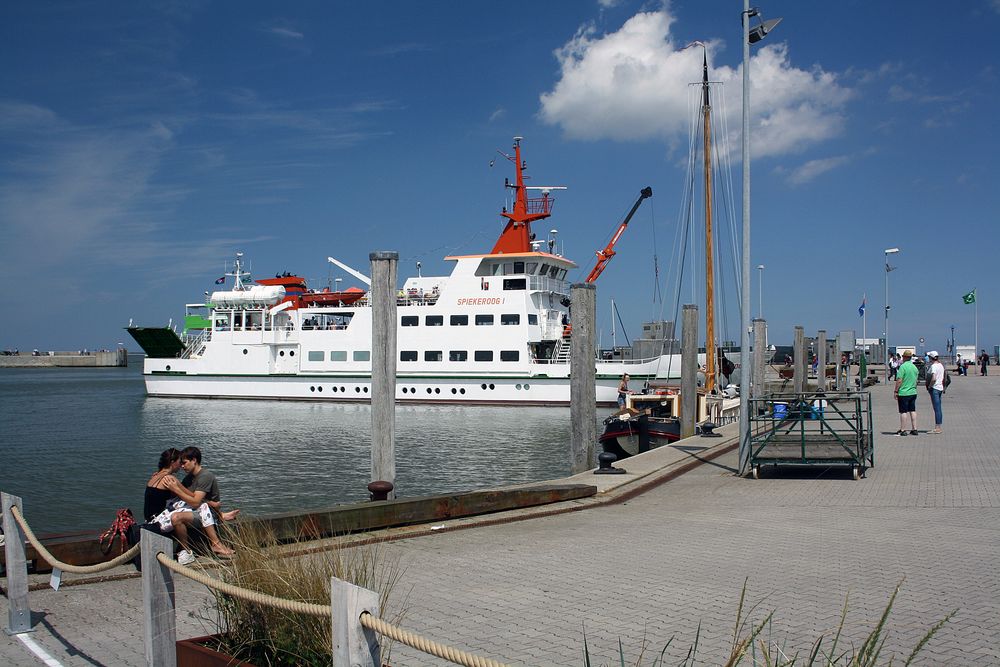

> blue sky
[1,0,997,355]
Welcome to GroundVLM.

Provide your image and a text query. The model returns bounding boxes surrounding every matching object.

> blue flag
[858,295,866,317]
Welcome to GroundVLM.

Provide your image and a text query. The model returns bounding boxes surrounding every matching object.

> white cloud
[539,10,853,159]
[489,107,506,122]
[784,155,850,185]
[269,26,304,40]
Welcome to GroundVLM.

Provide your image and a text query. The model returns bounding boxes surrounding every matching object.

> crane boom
[584,186,653,283]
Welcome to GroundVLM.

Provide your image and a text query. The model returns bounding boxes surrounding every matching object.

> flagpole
[975,289,978,360]
[863,293,867,362]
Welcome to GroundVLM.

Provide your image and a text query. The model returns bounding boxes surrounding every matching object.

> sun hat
[902,349,913,357]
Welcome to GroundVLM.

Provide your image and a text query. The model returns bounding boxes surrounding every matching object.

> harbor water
[0,360,581,535]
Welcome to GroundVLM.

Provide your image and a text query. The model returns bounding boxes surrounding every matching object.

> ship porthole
[460,388,466,394]
[355,387,361,393]
[363,387,368,393]
[318,386,323,392]
[481,383,487,390]
[289,350,295,356]
[402,387,408,394]
[166,365,171,371]
[410,387,416,393]
[451,388,457,394]
[489,383,495,390]
[243,349,248,355]
[279,351,285,357]
[516,384,522,390]
[524,383,530,390]
[341,386,346,392]
[426,388,432,394]
[332,386,338,392]
[310,386,315,392]
[434,388,440,394]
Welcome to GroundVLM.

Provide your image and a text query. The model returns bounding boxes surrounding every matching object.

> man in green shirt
[893,349,919,436]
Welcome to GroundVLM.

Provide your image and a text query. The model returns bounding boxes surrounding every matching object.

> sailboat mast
[702,51,716,393]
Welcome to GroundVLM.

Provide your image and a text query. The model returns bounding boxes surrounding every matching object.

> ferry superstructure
[128,138,687,405]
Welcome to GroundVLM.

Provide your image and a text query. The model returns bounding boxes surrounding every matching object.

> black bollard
[637,413,651,453]
[699,421,722,437]
[368,480,394,501]
[593,451,627,475]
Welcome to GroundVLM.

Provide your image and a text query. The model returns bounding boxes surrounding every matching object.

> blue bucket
[773,402,788,419]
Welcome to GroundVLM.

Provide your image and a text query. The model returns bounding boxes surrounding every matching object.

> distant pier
[0,348,128,368]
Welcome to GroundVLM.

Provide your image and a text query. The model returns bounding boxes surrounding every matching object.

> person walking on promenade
[888,353,899,381]
[980,350,989,376]
[894,349,919,436]
[926,351,946,434]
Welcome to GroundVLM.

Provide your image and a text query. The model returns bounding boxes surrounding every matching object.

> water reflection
[1,365,586,533]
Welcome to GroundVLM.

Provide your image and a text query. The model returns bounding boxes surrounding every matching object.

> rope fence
[10,505,140,574]
[1,493,508,667]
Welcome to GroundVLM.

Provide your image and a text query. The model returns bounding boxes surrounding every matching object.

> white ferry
[128,138,687,406]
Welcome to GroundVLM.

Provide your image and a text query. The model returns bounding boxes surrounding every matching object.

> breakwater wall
[0,349,128,368]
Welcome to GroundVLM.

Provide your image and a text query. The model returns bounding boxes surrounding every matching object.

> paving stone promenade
[2,372,998,665]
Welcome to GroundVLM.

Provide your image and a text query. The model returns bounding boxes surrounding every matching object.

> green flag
[962,289,976,305]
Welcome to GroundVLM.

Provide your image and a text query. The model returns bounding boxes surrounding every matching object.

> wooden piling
[369,252,398,499]
[2,492,31,635]
[569,283,596,474]
[816,330,827,391]
[141,529,177,667]
[681,304,698,438]
[752,318,766,399]
[793,326,805,394]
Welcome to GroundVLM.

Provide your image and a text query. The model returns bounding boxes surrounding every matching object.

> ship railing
[396,291,440,307]
[528,276,567,294]
[180,329,210,359]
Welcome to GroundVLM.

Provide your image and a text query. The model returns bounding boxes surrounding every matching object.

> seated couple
[143,447,239,565]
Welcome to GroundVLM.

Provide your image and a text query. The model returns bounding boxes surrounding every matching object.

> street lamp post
[738,3,781,476]
[884,247,899,382]
[756,264,765,319]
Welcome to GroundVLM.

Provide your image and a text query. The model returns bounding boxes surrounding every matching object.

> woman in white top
[926,351,945,434]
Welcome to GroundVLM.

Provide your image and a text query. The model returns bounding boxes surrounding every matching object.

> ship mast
[702,51,717,393]
[491,137,554,255]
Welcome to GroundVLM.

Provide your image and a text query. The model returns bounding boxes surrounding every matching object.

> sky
[1,0,998,355]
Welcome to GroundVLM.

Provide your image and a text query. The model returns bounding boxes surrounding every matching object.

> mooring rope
[153,551,508,667]
[10,506,140,574]
[360,613,509,667]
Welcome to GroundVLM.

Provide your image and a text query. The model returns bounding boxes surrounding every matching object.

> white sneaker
[177,550,196,566]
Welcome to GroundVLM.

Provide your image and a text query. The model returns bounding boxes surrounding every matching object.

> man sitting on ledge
[172,446,238,563]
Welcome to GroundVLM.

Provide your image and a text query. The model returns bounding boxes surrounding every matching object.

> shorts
[897,394,916,414]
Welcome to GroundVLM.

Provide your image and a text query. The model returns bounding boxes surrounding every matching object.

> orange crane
[584,186,653,283]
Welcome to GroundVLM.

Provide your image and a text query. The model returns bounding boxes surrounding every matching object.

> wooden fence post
[751,318,766,400]
[142,529,177,667]
[816,329,827,391]
[569,282,596,474]
[2,492,32,635]
[331,576,381,667]
[681,305,698,438]
[793,326,805,394]
[370,251,398,499]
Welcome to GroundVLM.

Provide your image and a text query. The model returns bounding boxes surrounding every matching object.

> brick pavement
[2,372,998,665]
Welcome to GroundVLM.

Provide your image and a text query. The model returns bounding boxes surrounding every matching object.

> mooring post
[2,492,31,635]
[141,529,177,667]
[331,576,381,667]
[751,319,766,400]
[793,326,805,394]
[681,304,698,439]
[370,251,398,499]
[570,283,597,474]
[816,329,827,391]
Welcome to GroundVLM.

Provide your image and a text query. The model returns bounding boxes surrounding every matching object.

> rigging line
[613,301,632,347]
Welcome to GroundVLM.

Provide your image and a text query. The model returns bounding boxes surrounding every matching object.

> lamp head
[884,247,900,254]
[748,17,782,44]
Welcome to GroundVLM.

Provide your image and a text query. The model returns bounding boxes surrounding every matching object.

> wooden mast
[701,51,716,394]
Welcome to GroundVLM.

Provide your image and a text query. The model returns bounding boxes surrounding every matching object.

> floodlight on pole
[756,264,765,319]
[738,2,781,476]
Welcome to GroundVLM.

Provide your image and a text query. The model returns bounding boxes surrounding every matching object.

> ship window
[450,314,468,326]
[502,262,514,275]
[475,314,494,326]
[353,350,370,362]
[308,351,324,362]
[526,262,538,274]
[503,278,526,291]
[400,351,417,362]
[425,315,443,326]
[491,263,503,276]
[539,263,550,275]
[528,314,538,325]
[501,314,520,325]
[513,261,525,274]
[424,350,443,362]
[401,316,418,327]
[330,351,347,362]
[549,265,560,278]
[449,350,467,362]
[557,268,567,280]
[474,350,493,362]
[500,350,520,362]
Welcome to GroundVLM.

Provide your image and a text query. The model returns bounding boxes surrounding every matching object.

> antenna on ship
[491,137,566,255]
[228,251,252,291]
